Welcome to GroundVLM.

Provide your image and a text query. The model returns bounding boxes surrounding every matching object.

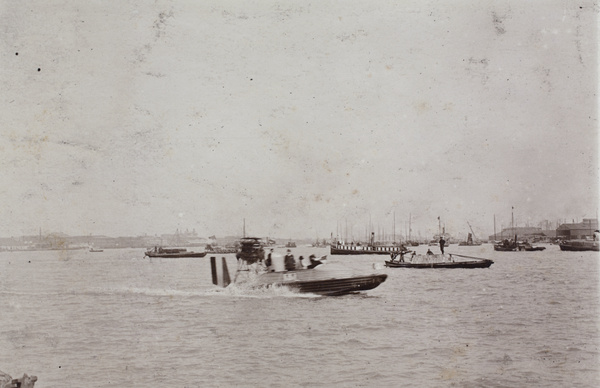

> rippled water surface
[0,244,598,387]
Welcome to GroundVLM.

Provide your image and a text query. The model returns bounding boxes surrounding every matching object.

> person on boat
[284,249,296,271]
[391,248,410,262]
[400,244,411,257]
[299,255,312,268]
[426,249,434,255]
[389,253,401,262]
[439,237,446,254]
[307,254,324,269]
[265,248,274,271]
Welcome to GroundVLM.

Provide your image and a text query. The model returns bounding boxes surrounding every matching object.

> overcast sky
[1,1,597,240]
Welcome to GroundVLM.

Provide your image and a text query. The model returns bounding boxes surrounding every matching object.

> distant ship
[458,233,482,246]
[330,243,408,255]
[330,233,408,255]
[145,247,207,258]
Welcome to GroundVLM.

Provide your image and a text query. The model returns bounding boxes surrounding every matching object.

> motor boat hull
[257,270,388,296]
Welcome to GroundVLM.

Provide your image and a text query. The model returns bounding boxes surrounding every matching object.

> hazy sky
[1,1,597,240]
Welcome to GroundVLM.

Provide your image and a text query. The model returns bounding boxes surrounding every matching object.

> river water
[0,244,598,387]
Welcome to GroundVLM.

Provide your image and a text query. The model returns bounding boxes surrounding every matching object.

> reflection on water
[0,245,598,387]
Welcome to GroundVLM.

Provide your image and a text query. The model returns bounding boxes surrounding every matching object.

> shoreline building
[556,219,598,240]
[488,227,545,242]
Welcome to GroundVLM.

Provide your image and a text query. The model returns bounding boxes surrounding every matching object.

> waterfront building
[556,218,598,240]
[488,227,544,241]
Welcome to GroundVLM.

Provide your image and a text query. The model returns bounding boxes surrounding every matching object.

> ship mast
[393,211,395,244]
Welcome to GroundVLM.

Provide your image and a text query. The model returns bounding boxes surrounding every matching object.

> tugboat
[517,241,546,251]
[494,235,518,251]
[458,223,482,246]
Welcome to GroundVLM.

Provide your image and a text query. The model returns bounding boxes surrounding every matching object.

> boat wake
[3,284,320,299]
[205,282,320,298]
[97,286,212,298]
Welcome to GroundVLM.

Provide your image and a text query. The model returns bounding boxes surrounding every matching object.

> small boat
[559,240,599,252]
[385,252,493,269]
[145,247,207,258]
[494,237,546,252]
[494,244,516,251]
[285,241,297,248]
[494,236,518,251]
[89,248,104,253]
[517,242,546,251]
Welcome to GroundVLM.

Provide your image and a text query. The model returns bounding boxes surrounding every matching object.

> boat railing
[336,244,404,252]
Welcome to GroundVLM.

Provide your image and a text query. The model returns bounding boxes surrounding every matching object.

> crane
[467,221,477,242]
